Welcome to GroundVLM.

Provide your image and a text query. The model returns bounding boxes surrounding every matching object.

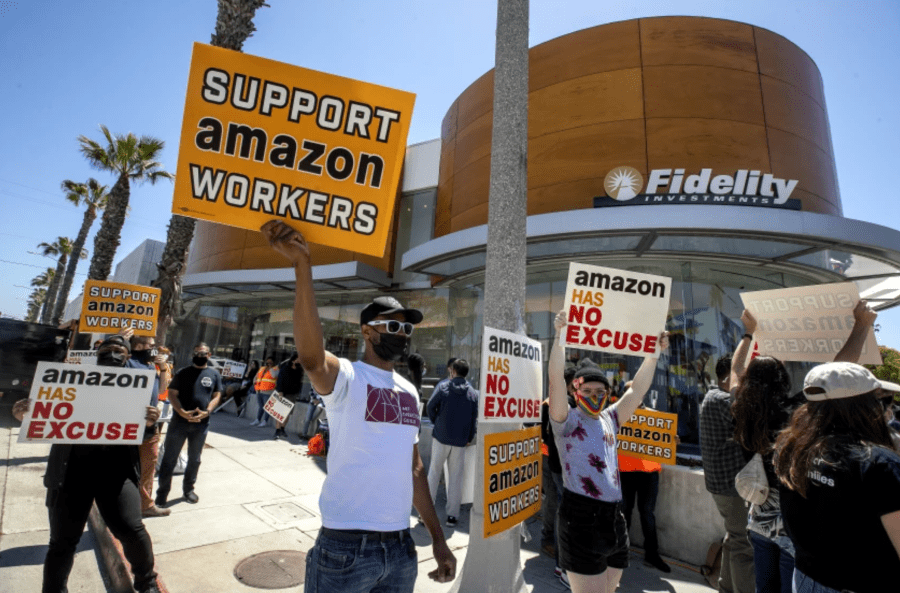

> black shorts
[557,488,629,575]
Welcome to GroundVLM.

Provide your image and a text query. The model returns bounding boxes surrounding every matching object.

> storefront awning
[401,206,900,310]
[181,261,391,301]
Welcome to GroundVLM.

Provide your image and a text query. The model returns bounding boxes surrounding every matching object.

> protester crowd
[14,217,900,593]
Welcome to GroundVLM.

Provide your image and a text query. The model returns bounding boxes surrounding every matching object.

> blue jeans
[256,390,272,424]
[156,419,210,499]
[749,531,794,593]
[302,401,320,436]
[304,530,418,593]
[792,569,841,593]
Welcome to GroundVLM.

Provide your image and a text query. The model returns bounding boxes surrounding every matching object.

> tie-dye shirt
[550,406,622,502]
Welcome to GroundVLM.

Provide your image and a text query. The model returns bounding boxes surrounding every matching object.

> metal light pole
[450,1,530,591]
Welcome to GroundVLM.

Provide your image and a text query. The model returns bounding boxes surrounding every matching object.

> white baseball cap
[803,362,900,401]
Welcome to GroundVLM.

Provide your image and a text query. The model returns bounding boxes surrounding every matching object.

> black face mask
[132,349,153,364]
[371,332,409,362]
[193,355,209,367]
[98,350,128,367]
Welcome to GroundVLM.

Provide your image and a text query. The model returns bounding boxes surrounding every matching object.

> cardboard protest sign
[561,263,671,357]
[617,408,678,465]
[172,43,416,257]
[65,350,97,365]
[483,426,542,538]
[79,280,161,337]
[263,392,294,424]
[478,327,542,423]
[221,360,247,379]
[18,362,153,444]
[740,283,879,364]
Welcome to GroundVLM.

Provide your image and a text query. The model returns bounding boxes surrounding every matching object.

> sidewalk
[0,416,109,592]
[1,409,715,592]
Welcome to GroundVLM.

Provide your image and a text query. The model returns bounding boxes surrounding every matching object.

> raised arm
[549,310,570,424]
[834,299,877,363]
[261,221,341,396]
[611,333,669,422]
[730,309,757,391]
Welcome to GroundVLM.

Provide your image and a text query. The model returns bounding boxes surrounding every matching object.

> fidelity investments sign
[594,166,801,210]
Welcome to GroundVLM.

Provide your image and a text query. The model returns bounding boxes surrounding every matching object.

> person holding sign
[39,335,162,593]
[155,343,222,507]
[262,220,456,592]
[548,309,668,593]
[773,363,900,593]
[732,302,879,593]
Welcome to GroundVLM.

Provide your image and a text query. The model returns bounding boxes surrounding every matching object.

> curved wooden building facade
[436,16,841,238]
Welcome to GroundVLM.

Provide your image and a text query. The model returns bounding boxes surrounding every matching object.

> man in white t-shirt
[262,220,456,593]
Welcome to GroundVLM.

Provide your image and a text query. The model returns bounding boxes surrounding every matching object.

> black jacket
[44,443,141,491]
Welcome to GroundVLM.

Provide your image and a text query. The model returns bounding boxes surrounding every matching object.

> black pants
[620,470,660,557]
[44,477,156,593]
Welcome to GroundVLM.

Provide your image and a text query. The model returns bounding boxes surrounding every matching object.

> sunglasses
[367,320,415,336]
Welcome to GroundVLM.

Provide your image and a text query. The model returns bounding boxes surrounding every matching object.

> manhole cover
[234,550,306,589]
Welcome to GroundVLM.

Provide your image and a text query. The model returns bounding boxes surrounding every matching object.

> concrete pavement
[0,407,110,593]
[0,405,715,592]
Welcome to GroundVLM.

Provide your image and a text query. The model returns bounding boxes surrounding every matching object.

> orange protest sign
[80,280,161,337]
[172,43,416,257]
[483,426,542,538]
[617,408,678,465]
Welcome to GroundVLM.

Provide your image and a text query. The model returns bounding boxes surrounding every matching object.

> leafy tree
[78,126,173,281]
[37,238,85,325]
[50,179,109,325]
[154,0,269,344]
[867,346,900,385]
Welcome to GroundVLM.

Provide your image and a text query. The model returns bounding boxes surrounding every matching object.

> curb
[88,503,170,593]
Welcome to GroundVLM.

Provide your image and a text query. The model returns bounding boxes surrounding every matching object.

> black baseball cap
[360,296,423,326]
[99,335,131,352]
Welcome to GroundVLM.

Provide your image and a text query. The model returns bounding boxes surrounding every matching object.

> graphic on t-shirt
[201,376,213,388]
[588,453,607,473]
[365,385,420,427]
[580,475,602,498]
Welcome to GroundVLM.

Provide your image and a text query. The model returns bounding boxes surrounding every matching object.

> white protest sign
[65,350,97,365]
[561,263,671,357]
[18,362,153,444]
[221,360,247,379]
[740,282,879,364]
[479,327,542,423]
[263,392,294,424]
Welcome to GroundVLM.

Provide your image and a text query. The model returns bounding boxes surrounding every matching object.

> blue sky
[0,0,897,348]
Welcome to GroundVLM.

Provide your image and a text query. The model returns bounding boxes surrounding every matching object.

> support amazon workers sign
[483,426,542,538]
[562,263,671,356]
[740,282,880,364]
[172,43,416,257]
[18,362,153,444]
[618,408,678,465]
[478,327,542,423]
[79,280,161,336]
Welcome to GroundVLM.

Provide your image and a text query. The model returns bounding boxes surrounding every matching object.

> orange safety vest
[618,453,662,473]
[254,367,277,391]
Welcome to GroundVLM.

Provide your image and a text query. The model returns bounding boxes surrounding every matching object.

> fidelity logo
[603,167,799,204]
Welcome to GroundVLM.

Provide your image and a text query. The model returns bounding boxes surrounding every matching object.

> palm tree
[38,238,86,325]
[78,126,173,281]
[26,288,48,323]
[50,179,109,325]
[30,268,55,320]
[154,0,269,344]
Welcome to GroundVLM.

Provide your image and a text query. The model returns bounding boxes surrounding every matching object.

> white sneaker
[559,571,570,590]
[250,419,260,426]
